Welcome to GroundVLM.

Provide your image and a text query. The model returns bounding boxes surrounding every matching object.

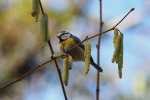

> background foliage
[0,0,150,100]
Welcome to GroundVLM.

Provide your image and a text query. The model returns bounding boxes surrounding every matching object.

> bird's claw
[50,54,55,60]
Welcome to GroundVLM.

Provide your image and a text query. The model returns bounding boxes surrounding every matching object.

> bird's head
[57,31,72,43]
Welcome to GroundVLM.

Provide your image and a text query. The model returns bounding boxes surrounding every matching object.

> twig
[39,0,68,99]
[112,8,134,29]
[96,0,102,99]
[0,59,53,91]
[68,8,134,52]
[39,0,44,15]
[118,29,122,34]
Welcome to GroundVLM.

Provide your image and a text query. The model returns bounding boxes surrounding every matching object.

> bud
[131,8,135,11]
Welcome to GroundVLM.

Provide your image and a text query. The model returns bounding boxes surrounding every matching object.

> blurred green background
[0,0,150,100]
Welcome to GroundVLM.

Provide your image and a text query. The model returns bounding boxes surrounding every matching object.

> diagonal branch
[68,8,134,52]
[0,59,53,91]
[112,8,135,29]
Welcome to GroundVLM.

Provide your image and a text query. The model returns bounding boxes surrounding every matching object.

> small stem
[86,36,89,42]
[0,59,53,91]
[118,29,122,34]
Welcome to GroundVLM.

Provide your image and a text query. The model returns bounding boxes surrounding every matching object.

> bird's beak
[56,36,59,38]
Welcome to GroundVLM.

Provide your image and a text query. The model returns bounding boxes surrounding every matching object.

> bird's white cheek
[58,39,60,43]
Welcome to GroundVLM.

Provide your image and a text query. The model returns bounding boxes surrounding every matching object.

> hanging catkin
[40,13,50,48]
[84,42,91,74]
[40,16,45,48]
[43,13,49,42]
[32,0,40,22]
[63,58,69,86]
[118,33,123,78]
[51,53,66,59]
[118,33,123,68]
[112,35,121,63]
[118,67,122,78]
[68,55,73,70]
[112,28,119,63]
[113,28,118,45]
[112,29,124,78]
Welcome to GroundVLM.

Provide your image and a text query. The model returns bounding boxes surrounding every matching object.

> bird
[55,31,103,72]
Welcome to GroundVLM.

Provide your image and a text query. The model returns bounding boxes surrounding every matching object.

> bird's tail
[90,57,103,72]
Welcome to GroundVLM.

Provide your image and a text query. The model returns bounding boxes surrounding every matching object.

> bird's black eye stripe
[60,32,70,37]
[60,31,67,33]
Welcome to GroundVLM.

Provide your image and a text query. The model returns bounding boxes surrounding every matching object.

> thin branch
[118,29,122,34]
[39,0,44,15]
[68,29,112,52]
[68,8,134,52]
[39,0,68,99]
[0,59,53,91]
[96,0,102,99]
[112,8,134,29]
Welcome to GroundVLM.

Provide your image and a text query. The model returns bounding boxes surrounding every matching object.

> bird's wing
[71,35,85,50]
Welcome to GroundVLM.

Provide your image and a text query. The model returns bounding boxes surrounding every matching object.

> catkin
[35,15,38,22]
[63,58,69,86]
[31,0,37,17]
[32,0,40,22]
[40,13,50,48]
[118,53,122,78]
[115,34,122,63]
[84,45,87,58]
[112,28,118,63]
[43,13,49,42]
[118,33,123,78]
[112,35,121,63]
[51,54,64,58]
[118,33,123,68]
[113,28,118,44]
[68,55,73,70]
[118,67,122,78]
[40,16,45,48]
[118,35,123,78]
[84,42,91,74]
[112,30,124,78]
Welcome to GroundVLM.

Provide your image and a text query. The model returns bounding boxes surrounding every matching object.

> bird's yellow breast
[59,38,76,53]
[59,38,84,62]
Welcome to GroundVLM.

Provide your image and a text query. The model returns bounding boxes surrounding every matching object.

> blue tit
[57,31,103,72]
